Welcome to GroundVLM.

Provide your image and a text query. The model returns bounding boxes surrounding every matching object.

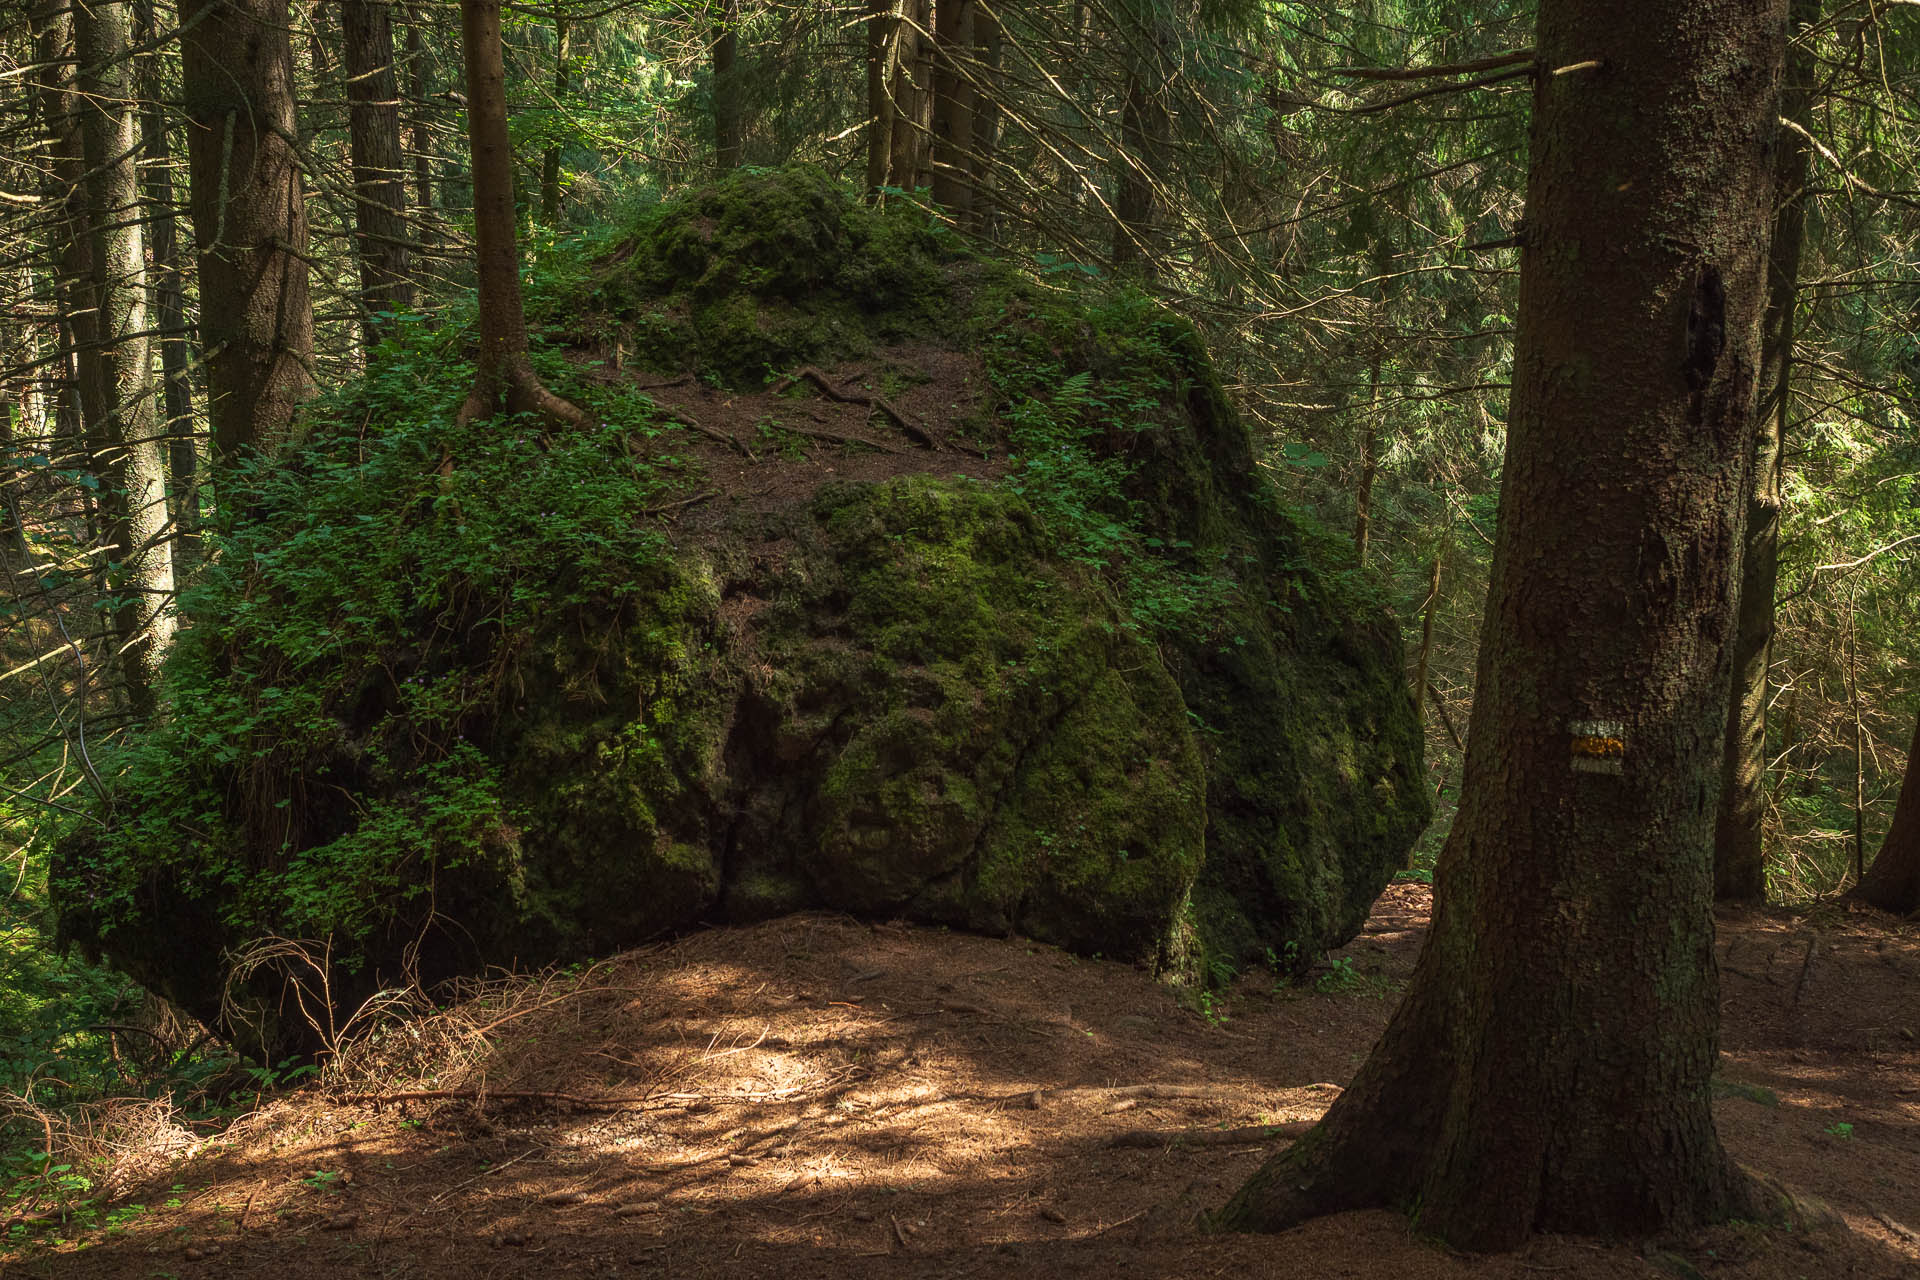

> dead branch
[772,366,946,450]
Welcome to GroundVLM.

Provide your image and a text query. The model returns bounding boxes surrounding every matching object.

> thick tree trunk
[132,0,198,543]
[713,0,743,170]
[1112,0,1170,276]
[1216,0,1785,1252]
[1854,707,1920,914]
[179,0,316,462]
[865,0,897,199]
[540,9,570,220]
[929,0,974,217]
[74,0,177,717]
[343,0,417,346]
[456,0,587,428]
[1714,0,1817,902]
[887,0,932,192]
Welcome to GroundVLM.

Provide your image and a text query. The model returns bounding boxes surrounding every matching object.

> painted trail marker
[1570,719,1626,775]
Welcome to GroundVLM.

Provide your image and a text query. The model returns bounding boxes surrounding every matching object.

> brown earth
[5,882,1919,1279]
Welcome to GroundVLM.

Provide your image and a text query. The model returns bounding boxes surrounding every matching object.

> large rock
[55,168,1426,1055]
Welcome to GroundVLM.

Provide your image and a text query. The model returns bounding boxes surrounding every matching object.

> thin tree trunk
[132,0,198,545]
[865,0,897,200]
[1217,0,1785,1250]
[1352,351,1382,564]
[968,3,1002,236]
[1854,706,1920,913]
[456,0,587,428]
[887,0,931,191]
[1412,554,1442,726]
[1112,0,1170,276]
[540,7,571,220]
[74,0,177,717]
[344,0,416,346]
[1714,0,1817,902]
[713,0,743,170]
[405,13,434,223]
[179,0,316,462]
[929,0,975,217]
[32,1,93,495]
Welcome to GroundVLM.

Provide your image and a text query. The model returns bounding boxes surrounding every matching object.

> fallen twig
[763,421,904,454]
[642,489,719,519]
[773,365,945,450]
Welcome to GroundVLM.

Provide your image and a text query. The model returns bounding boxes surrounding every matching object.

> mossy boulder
[54,167,1426,1057]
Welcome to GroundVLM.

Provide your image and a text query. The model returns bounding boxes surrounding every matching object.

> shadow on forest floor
[5,883,1919,1278]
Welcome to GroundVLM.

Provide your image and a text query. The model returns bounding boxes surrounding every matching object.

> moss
[585,166,958,386]
[54,167,1427,1057]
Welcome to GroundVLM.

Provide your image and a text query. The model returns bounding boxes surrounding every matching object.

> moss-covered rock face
[581,166,956,386]
[54,168,1425,1056]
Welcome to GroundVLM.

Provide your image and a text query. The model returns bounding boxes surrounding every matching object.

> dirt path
[7,883,1919,1278]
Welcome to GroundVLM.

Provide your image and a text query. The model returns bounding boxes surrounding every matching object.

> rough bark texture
[1216,0,1786,1252]
[456,0,587,428]
[405,14,434,221]
[74,0,177,716]
[713,0,743,170]
[1111,0,1169,276]
[886,0,932,192]
[343,0,416,345]
[1714,0,1817,903]
[540,9,570,219]
[929,0,974,217]
[1854,708,1920,914]
[179,0,316,462]
[865,0,896,199]
[968,6,1002,236]
[133,0,197,542]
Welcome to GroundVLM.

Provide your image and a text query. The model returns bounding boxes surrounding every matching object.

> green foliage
[56,314,686,965]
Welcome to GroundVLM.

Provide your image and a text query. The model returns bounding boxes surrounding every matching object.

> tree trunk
[1112,0,1170,276]
[1854,707,1920,914]
[865,0,897,199]
[343,0,417,346]
[1352,351,1382,564]
[74,0,177,717]
[32,1,94,492]
[887,0,932,192]
[133,0,198,545]
[405,13,434,222]
[1714,0,1817,902]
[456,0,587,428]
[968,4,1002,236]
[179,0,316,463]
[713,0,744,170]
[1216,0,1786,1252]
[540,8,570,220]
[929,0,974,217]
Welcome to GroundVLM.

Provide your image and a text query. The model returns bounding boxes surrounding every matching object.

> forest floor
[5,882,1920,1279]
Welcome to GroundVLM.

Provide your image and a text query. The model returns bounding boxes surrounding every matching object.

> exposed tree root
[773,365,946,450]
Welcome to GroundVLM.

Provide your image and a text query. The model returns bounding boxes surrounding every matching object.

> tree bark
[712,0,744,170]
[1111,0,1170,277]
[405,13,434,222]
[74,0,177,717]
[179,0,316,463]
[343,0,416,346]
[968,3,1002,236]
[132,0,198,544]
[456,0,587,428]
[1714,0,1817,902]
[540,7,571,220]
[887,0,932,192]
[865,0,897,199]
[929,0,974,217]
[1216,0,1785,1252]
[1854,707,1920,914]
